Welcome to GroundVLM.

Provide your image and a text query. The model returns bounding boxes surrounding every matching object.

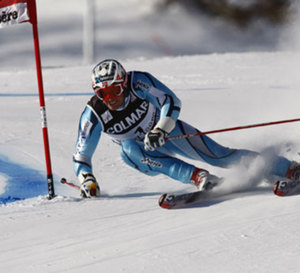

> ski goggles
[94,84,124,102]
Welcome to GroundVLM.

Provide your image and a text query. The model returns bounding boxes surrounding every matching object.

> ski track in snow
[1,51,300,272]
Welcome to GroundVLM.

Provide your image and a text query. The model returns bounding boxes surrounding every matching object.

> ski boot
[190,168,221,192]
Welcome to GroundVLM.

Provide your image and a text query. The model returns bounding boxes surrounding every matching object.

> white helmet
[91,59,127,90]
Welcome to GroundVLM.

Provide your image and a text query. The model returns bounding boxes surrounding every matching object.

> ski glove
[79,172,101,198]
[144,128,167,151]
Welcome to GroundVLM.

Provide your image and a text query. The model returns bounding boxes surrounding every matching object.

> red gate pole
[28,0,55,199]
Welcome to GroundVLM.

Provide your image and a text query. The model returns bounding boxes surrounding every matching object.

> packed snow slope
[0,52,300,273]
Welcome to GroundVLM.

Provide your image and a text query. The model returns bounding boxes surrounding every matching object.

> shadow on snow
[0,156,48,205]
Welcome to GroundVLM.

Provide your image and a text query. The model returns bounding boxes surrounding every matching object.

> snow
[0,174,7,194]
[1,1,300,273]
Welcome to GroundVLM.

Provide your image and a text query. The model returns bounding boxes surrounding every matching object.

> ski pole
[60,178,80,190]
[166,118,300,141]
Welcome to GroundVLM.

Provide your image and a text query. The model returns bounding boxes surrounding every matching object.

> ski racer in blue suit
[73,59,300,197]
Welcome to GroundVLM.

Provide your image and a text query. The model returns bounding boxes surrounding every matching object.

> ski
[158,190,219,209]
[159,176,224,209]
[273,179,300,196]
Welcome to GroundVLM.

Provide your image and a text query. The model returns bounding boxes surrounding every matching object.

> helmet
[91,59,127,91]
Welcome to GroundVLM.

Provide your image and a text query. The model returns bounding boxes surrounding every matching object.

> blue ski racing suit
[73,71,291,185]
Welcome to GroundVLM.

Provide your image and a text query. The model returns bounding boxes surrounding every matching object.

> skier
[73,59,300,197]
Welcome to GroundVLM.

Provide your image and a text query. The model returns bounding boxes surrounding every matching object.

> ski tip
[273,181,284,196]
[273,180,279,194]
[273,180,300,197]
[158,193,172,209]
[158,193,167,206]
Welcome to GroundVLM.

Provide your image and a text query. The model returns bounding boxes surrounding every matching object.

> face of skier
[103,92,125,111]
[95,85,125,111]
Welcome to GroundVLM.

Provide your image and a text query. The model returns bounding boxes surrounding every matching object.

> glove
[79,172,101,198]
[144,128,167,151]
